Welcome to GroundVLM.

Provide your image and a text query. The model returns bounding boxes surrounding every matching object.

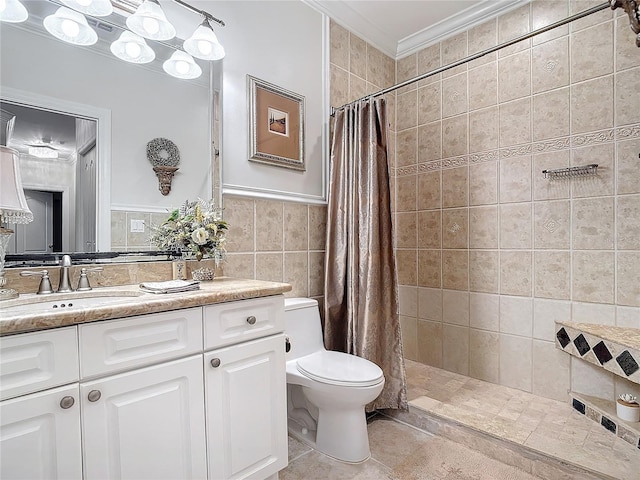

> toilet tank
[284,298,325,360]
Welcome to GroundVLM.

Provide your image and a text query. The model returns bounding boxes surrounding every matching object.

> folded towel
[139,279,200,294]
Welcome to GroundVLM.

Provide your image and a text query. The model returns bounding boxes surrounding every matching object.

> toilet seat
[296,351,384,387]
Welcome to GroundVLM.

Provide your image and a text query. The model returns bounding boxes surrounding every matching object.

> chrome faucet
[57,254,74,293]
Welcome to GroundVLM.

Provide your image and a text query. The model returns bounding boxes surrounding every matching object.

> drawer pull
[60,396,75,409]
[285,337,291,353]
[88,390,102,402]
[246,315,257,325]
[210,358,221,368]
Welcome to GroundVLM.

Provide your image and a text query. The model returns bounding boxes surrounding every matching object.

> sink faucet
[58,254,74,293]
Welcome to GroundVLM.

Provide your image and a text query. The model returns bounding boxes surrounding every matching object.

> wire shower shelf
[542,164,599,179]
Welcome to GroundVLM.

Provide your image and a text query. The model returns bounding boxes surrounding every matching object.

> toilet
[284,297,385,463]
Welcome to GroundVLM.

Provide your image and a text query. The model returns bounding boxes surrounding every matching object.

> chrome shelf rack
[542,164,599,179]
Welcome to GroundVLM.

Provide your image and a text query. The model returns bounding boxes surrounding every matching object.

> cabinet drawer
[79,307,203,378]
[0,327,79,401]
[204,295,284,349]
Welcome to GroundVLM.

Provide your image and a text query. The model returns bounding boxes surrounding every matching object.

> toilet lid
[296,351,384,387]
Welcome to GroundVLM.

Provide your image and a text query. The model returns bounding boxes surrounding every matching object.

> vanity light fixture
[163,50,201,79]
[110,30,155,64]
[60,0,112,17]
[0,0,28,23]
[43,6,98,46]
[183,18,225,61]
[126,0,175,41]
[28,145,59,159]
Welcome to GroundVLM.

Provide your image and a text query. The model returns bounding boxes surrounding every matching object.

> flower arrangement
[150,198,228,263]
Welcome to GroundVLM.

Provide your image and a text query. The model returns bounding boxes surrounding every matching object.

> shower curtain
[324,97,407,411]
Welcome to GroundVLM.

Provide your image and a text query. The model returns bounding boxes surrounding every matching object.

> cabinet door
[0,384,82,480]
[81,355,207,480]
[205,334,287,480]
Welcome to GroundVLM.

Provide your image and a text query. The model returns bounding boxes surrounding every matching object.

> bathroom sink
[1,291,143,315]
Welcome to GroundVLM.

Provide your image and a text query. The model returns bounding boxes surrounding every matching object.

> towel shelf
[542,164,598,179]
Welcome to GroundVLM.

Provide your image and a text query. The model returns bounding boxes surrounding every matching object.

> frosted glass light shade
[61,0,113,17]
[111,31,155,64]
[0,0,28,23]
[0,146,33,225]
[43,6,97,46]
[163,51,201,80]
[126,0,175,41]
[183,22,225,61]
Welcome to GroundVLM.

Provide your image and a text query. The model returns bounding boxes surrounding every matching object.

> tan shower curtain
[324,97,407,411]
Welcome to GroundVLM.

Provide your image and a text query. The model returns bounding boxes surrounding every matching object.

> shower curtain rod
[331,1,619,115]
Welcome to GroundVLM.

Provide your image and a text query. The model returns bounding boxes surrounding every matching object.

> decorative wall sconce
[147,137,180,195]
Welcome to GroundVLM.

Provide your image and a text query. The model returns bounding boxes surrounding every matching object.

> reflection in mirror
[0,0,222,267]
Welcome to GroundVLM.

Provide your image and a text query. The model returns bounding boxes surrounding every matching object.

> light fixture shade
[28,145,59,159]
[126,0,175,41]
[0,146,33,225]
[163,51,202,80]
[183,21,225,61]
[0,0,28,23]
[43,6,98,46]
[111,31,155,64]
[60,0,113,17]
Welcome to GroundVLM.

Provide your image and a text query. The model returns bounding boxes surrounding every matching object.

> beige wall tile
[418,287,443,321]
[284,252,308,297]
[532,37,570,94]
[223,197,255,252]
[532,0,569,44]
[469,206,498,248]
[417,43,441,84]
[572,251,615,303]
[396,212,418,248]
[618,252,640,307]
[329,20,349,70]
[330,65,349,109]
[500,203,532,249]
[417,210,441,249]
[470,293,500,331]
[255,199,283,251]
[469,250,499,293]
[570,0,612,31]
[571,21,613,83]
[397,249,418,286]
[368,45,394,89]
[418,122,442,163]
[534,251,571,299]
[399,285,418,317]
[418,249,441,288]
[397,53,417,86]
[617,306,640,328]
[469,62,498,110]
[224,253,254,279]
[441,31,468,77]
[442,167,468,208]
[615,67,640,127]
[443,289,470,326]
[469,161,498,206]
[396,128,418,167]
[442,250,469,290]
[417,171,441,210]
[570,358,614,401]
[442,208,468,249]
[308,251,325,297]
[443,324,469,375]
[498,4,531,57]
[572,197,614,249]
[284,202,308,251]
[442,115,468,158]
[498,50,531,103]
[572,302,615,325]
[349,33,367,80]
[348,73,367,102]
[111,211,126,248]
[499,156,532,203]
[417,83,441,125]
[397,90,418,130]
[533,298,571,341]
[442,73,468,117]
[617,194,640,249]
[532,88,570,141]
[417,320,442,367]
[470,330,500,384]
[571,75,614,134]
[469,107,499,153]
[571,143,614,198]
[500,295,533,336]
[533,340,570,402]
[617,138,640,194]
[400,315,418,361]
[468,19,497,67]
[500,251,532,296]
[534,200,571,249]
[499,98,532,147]
[308,205,326,251]
[500,334,532,392]
[396,175,417,212]
[256,252,283,283]
[533,150,570,201]
[616,17,640,71]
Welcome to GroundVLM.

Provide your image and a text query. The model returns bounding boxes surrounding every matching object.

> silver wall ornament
[147,137,180,195]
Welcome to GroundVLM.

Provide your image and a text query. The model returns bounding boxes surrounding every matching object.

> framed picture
[248,75,305,171]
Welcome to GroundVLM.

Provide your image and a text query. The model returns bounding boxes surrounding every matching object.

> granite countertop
[0,277,292,336]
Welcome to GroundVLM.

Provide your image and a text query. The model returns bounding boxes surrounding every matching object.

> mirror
[0,0,222,265]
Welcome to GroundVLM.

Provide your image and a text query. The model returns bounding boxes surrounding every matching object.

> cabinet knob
[87,390,102,402]
[246,315,257,325]
[60,396,75,409]
[210,358,221,368]
[285,337,291,353]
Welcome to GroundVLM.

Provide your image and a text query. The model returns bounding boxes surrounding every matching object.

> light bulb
[142,16,159,35]
[126,0,175,41]
[197,40,212,56]
[110,30,155,64]
[43,7,97,45]
[163,51,201,80]
[175,60,189,75]
[125,41,141,59]
[183,21,225,61]
[61,18,80,37]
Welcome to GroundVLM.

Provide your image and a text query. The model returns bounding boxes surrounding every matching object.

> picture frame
[247,75,305,171]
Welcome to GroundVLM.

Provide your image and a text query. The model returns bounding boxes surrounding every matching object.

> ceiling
[306,0,528,58]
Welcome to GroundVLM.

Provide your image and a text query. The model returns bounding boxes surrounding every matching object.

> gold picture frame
[248,75,305,171]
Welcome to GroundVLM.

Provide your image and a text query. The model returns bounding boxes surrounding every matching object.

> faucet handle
[20,270,54,295]
[76,267,104,291]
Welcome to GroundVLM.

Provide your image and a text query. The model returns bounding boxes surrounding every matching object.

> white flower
[191,227,209,245]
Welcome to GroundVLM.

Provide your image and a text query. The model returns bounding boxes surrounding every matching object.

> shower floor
[390,359,640,479]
